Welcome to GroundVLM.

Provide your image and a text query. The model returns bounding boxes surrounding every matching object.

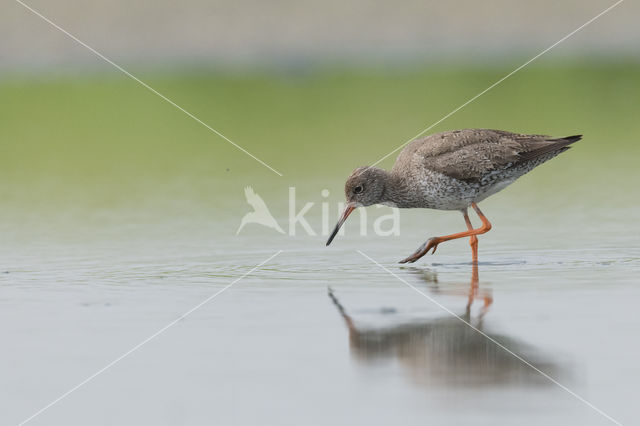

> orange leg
[463,211,479,264]
[465,262,478,316]
[399,203,492,264]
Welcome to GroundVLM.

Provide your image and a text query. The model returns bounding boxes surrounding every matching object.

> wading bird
[326,129,581,263]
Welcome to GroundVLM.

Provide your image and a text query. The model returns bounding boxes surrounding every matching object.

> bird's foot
[399,238,440,263]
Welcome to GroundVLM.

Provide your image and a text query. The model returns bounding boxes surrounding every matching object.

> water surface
[1,67,639,425]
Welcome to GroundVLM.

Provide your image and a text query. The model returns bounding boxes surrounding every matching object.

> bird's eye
[354,185,364,194]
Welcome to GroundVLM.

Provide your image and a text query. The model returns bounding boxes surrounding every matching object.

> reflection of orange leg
[465,262,493,318]
[476,264,493,318]
[400,203,492,264]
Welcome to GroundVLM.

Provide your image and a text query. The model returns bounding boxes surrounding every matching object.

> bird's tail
[519,134,583,162]
[548,134,583,154]
[553,134,583,145]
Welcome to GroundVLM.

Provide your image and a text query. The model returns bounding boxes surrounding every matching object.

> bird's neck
[377,169,414,208]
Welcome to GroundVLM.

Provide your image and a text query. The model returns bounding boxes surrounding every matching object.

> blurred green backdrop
[1,62,639,216]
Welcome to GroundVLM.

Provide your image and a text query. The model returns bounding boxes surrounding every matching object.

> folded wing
[396,129,581,181]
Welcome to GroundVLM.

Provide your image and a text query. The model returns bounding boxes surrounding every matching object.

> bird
[326,129,582,263]
[236,186,285,235]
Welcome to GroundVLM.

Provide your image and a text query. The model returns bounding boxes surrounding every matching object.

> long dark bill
[326,204,355,246]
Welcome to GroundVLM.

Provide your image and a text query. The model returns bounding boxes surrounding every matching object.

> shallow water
[2,69,640,425]
[1,200,639,426]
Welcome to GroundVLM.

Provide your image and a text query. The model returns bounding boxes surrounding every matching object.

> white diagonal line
[370,0,624,167]
[357,250,623,426]
[17,250,283,426]
[15,0,283,177]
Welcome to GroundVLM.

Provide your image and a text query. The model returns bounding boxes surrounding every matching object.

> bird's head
[344,166,388,207]
[326,166,388,246]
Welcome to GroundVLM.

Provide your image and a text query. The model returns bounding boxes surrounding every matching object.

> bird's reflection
[329,264,562,388]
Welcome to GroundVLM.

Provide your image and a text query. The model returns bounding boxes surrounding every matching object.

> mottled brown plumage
[393,129,581,182]
[327,129,582,263]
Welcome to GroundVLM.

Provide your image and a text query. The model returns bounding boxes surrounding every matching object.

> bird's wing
[395,129,581,181]
[244,186,270,212]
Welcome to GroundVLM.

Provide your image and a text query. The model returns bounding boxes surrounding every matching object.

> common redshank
[326,129,581,263]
